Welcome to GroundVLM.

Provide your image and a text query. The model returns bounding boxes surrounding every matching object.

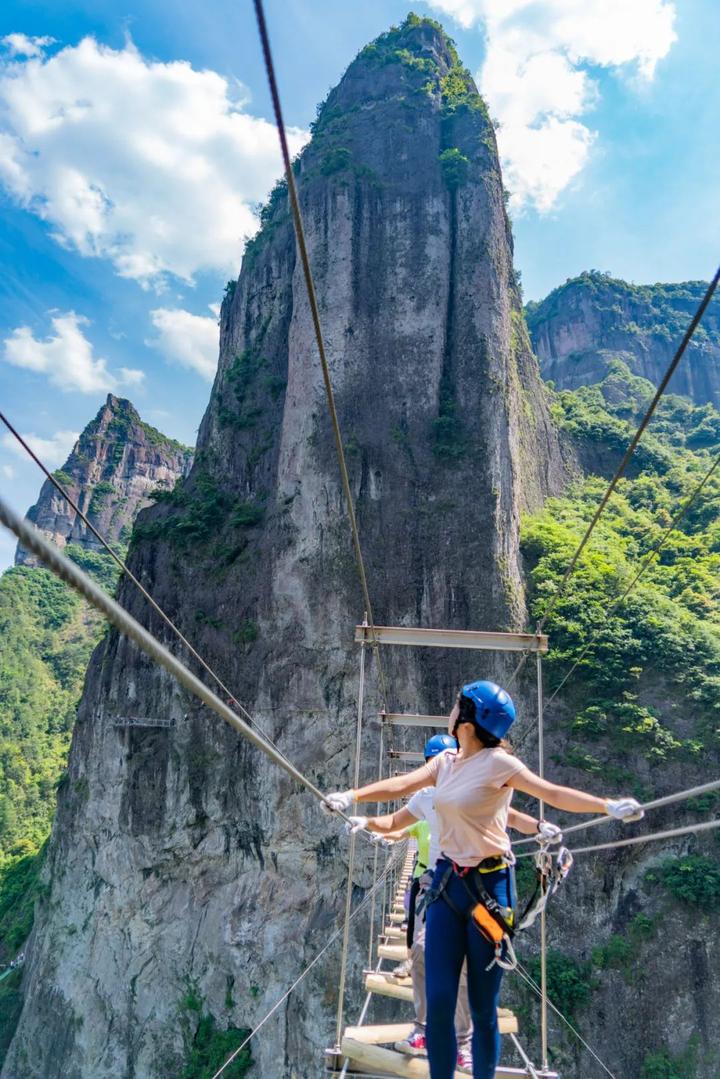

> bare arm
[507,807,539,835]
[352,764,434,804]
[507,769,607,815]
[366,806,418,834]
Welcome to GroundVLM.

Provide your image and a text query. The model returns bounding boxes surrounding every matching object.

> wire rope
[0,496,375,833]
[513,776,720,848]
[210,847,405,1079]
[0,410,298,770]
[515,818,720,860]
[514,961,617,1079]
[252,0,390,712]
[565,816,720,857]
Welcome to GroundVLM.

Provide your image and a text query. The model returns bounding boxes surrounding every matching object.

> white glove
[321,790,355,815]
[606,797,644,823]
[344,815,368,835]
[536,820,563,846]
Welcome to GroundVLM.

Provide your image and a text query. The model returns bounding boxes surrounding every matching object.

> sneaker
[394,1030,426,1057]
[456,1047,473,1073]
[392,958,412,979]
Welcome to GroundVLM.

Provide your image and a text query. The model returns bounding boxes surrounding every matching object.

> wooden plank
[389,751,425,762]
[365,973,413,1002]
[383,927,406,939]
[356,625,548,654]
[340,1037,532,1078]
[389,913,404,923]
[363,976,518,1034]
[344,1023,414,1045]
[378,944,408,961]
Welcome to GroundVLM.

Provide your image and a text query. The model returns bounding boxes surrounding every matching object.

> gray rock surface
[3,19,567,1079]
[15,395,193,566]
[526,271,720,405]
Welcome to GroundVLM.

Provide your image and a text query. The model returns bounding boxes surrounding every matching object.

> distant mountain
[526,271,720,406]
[0,398,192,987]
[16,394,193,566]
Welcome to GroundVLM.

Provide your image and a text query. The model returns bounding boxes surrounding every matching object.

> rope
[544,443,720,710]
[335,638,368,1047]
[535,652,549,1072]
[252,0,389,712]
[0,496,369,831]
[513,775,720,848]
[210,847,405,1079]
[514,960,617,1079]
[565,816,720,857]
[0,410,296,770]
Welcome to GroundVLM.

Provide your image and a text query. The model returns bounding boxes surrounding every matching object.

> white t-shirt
[406,786,441,871]
[419,747,527,866]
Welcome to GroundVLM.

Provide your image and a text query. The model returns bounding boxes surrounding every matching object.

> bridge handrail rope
[0,409,299,772]
[252,0,390,715]
[210,844,406,1079]
[563,816,720,857]
[514,960,617,1079]
[513,775,720,848]
[508,266,720,689]
[515,819,720,862]
[0,497,371,833]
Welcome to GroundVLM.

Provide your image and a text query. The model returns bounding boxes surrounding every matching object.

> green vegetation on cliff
[522,361,720,789]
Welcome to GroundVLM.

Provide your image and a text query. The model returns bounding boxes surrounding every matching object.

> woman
[323,680,643,1079]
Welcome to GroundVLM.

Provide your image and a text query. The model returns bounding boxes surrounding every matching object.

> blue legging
[425,859,514,1079]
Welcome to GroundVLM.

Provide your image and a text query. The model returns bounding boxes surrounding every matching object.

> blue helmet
[460,680,516,739]
[424,733,456,760]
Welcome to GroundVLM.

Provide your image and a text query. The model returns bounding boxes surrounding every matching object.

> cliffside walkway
[325,847,551,1079]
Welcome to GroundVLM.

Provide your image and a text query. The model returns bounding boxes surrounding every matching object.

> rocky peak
[526,271,720,405]
[16,395,193,565]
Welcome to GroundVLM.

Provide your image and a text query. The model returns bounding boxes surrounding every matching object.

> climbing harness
[426,857,519,971]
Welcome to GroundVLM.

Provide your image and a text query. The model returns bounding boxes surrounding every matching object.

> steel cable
[513,776,720,848]
[0,409,299,770]
[514,960,617,1079]
[252,0,389,712]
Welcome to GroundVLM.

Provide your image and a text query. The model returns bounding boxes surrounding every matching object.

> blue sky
[0,0,717,571]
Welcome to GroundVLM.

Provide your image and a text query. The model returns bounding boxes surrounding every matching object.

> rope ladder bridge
[324,623,558,1079]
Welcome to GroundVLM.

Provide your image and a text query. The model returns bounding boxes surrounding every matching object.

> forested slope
[512,360,720,1077]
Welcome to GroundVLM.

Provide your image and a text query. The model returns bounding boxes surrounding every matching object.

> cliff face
[527,272,720,405]
[16,395,193,565]
[3,19,565,1079]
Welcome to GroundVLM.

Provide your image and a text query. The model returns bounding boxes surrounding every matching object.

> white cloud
[425,0,677,211]
[2,429,79,468]
[1,34,55,59]
[1,464,16,479]
[2,311,145,393]
[0,37,308,289]
[147,307,219,381]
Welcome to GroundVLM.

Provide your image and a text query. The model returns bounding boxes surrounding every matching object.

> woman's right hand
[605,797,644,822]
[321,790,355,814]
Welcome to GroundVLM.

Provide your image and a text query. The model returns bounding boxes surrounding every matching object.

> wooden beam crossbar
[382,713,447,728]
[355,624,547,654]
